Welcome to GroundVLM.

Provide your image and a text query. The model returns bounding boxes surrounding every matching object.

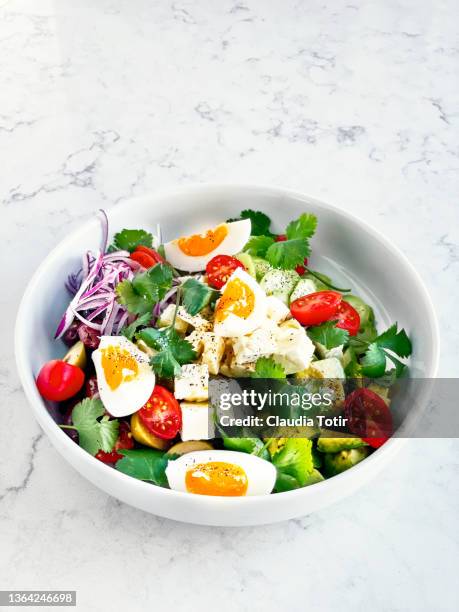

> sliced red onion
[99,209,109,253]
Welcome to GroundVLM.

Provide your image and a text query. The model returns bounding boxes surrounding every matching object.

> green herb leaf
[110,229,153,253]
[242,235,275,258]
[265,238,311,270]
[137,326,196,378]
[116,449,177,486]
[274,472,300,492]
[361,343,387,377]
[375,324,412,358]
[252,357,286,379]
[71,398,119,456]
[272,439,314,486]
[307,321,349,349]
[120,312,152,341]
[286,213,318,240]
[384,352,407,378]
[223,437,269,460]
[181,278,219,316]
[228,209,273,236]
[116,263,173,315]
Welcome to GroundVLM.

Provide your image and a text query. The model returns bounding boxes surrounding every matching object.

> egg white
[164,219,251,272]
[213,267,268,337]
[166,450,277,496]
[92,336,156,418]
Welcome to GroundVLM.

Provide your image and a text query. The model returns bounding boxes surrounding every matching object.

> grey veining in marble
[1,1,458,610]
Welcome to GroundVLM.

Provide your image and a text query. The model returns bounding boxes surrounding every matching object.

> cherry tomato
[36,360,85,402]
[334,300,361,336]
[130,245,164,269]
[206,254,245,289]
[275,234,287,242]
[138,385,182,440]
[344,388,393,442]
[290,291,342,326]
[96,421,134,463]
[295,258,309,276]
[362,420,389,448]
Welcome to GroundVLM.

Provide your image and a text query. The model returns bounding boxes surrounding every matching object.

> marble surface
[1,0,458,610]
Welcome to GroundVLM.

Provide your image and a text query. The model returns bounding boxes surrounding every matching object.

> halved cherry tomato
[334,300,361,336]
[138,385,182,440]
[36,360,85,402]
[206,254,245,289]
[290,291,342,326]
[96,422,135,463]
[130,245,164,269]
[344,388,393,444]
[362,420,389,448]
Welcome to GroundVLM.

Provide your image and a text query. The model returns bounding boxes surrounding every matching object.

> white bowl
[15,184,439,526]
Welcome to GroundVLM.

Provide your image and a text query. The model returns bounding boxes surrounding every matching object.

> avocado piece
[290,278,317,304]
[317,434,367,453]
[260,269,300,305]
[252,256,273,281]
[303,468,325,485]
[343,295,374,328]
[323,447,370,477]
[63,341,86,369]
[235,252,256,277]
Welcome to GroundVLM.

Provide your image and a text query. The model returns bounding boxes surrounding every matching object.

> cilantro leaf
[286,213,318,240]
[110,229,153,253]
[265,238,310,270]
[252,357,286,379]
[116,263,173,315]
[120,312,152,340]
[228,209,273,236]
[361,343,387,378]
[116,449,176,486]
[137,326,196,378]
[181,278,219,316]
[375,324,412,358]
[243,235,275,258]
[272,439,314,486]
[307,321,349,349]
[384,352,407,378]
[71,398,119,456]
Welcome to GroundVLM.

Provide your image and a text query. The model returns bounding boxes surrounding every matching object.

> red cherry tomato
[275,234,287,242]
[138,385,182,440]
[362,420,389,448]
[130,245,164,268]
[344,388,393,444]
[36,360,85,402]
[295,258,309,276]
[290,291,342,326]
[334,301,361,336]
[96,422,134,463]
[206,255,245,289]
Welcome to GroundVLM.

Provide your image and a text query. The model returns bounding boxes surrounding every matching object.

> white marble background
[1,0,458,610]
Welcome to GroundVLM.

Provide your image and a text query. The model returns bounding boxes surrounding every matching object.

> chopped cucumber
[323,447,370,477]
[303,271,332,291]
[343,295,374,328]
[317,434,367,453]
[235,252,256,278]
[260,269,300,305]
[252,256,273,280]
[289,278,317,304]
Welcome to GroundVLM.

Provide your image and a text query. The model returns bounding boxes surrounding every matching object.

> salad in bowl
[33,207,413,499]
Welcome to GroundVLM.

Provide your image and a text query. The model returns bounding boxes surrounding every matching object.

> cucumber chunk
[290,278,317,304]
[343,295,374,328]
[252,256,273,281]
[260,269,300,305]
[323,447,370,477]
[235,252,256,277]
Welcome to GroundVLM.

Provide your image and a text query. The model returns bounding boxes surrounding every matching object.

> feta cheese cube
[273,323,315,375]
[310,357,345,379]
[232,327,277,365]
[180,401,214,441]
[200,333,225,375]
[174,364,209,402]
[157,304,188,333]
[265,295,291,324]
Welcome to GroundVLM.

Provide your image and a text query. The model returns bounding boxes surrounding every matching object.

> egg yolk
[101,346,139,391]
[185,461,248,496]
[214,277,255,323]
[177,224,228,256]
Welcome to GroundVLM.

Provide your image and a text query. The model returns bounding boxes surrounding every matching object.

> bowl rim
[14,183,440,507]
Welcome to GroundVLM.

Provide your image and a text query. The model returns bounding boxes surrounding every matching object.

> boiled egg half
[213,267,267,337]
[166,450,276,496]
[164,219,251,272]
[92,336,156,417]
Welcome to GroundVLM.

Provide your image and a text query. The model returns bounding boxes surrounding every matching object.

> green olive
[323,447,370,477]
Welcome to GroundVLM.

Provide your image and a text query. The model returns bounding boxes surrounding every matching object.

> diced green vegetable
[317,434,367,453]
[290,278,317,304]
[323,447,370,477]
[260,269,300,305]
[235,252,256,277]
[343,295,374,328]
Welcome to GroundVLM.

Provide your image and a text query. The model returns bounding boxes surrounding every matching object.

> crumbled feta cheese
[310,357,345,379]
[174,364,209,402]
[265,295,291,324]
[232,327,277,365]
[180,401,214,441]
[272,321,315,375]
